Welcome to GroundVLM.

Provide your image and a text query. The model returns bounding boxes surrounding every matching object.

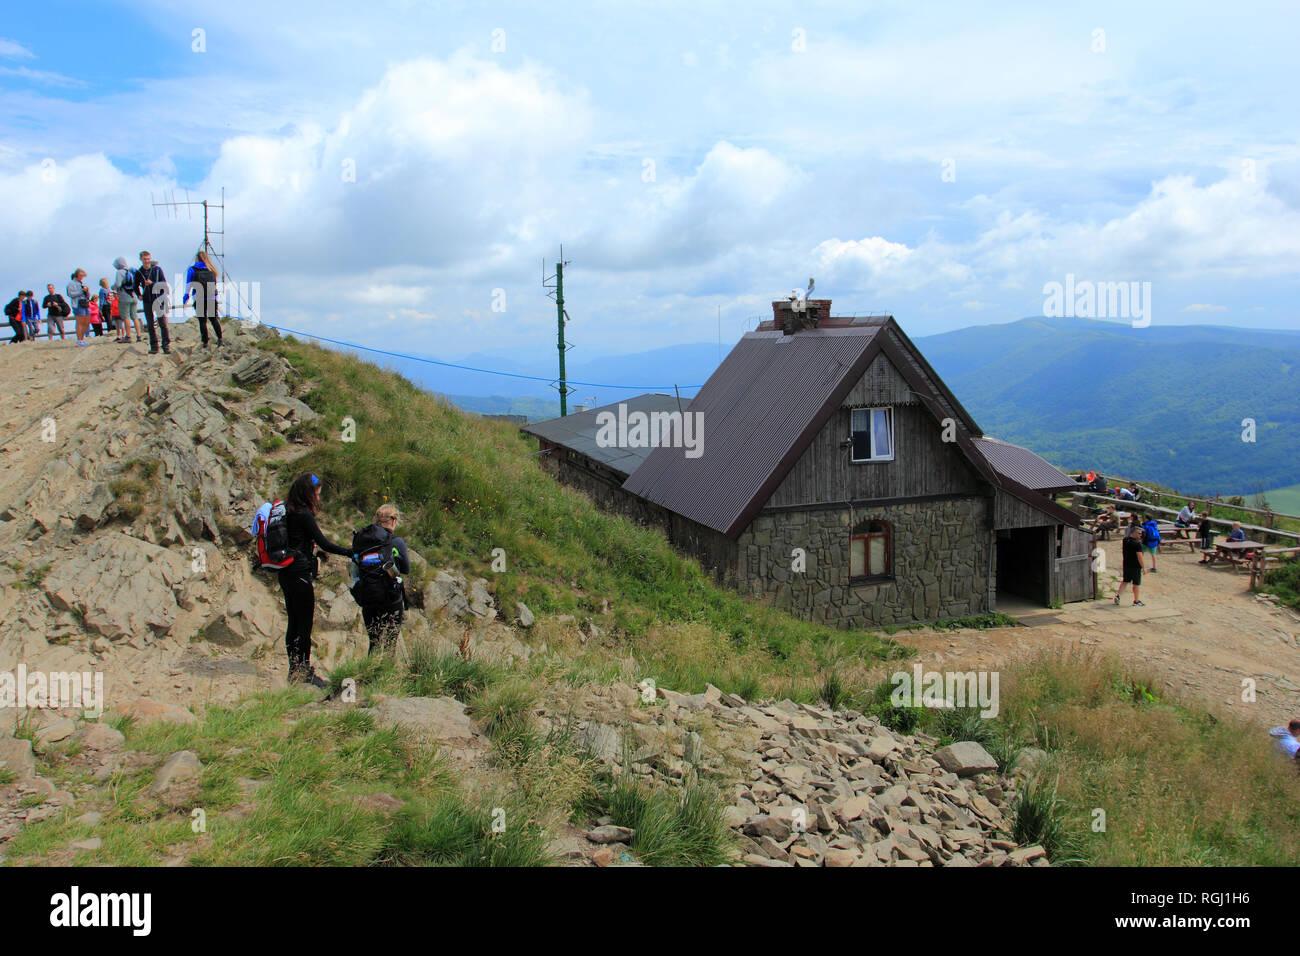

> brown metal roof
[973,437,1078,493]
[622,325,888,536]
[521,393,682,478]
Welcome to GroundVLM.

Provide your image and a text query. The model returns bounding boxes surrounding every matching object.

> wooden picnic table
[1204,540,1265,570]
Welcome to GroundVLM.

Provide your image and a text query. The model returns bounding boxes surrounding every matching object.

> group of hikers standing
[257,474,411,687]
[1106,500,1250,605]
[5,248,225,352]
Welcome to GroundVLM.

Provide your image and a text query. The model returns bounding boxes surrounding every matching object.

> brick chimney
[771,298,831,334]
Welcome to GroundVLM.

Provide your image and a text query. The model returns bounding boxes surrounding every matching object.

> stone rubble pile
[542,681,1048,867]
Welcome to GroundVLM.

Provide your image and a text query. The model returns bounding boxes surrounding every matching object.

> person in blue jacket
[1141,517,1161,572]
[182,248,223,348]
[21,291,40,339]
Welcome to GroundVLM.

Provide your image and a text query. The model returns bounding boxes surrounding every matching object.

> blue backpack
[1141,521,1160,546]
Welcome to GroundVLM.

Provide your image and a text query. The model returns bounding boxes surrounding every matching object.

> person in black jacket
[5,293,25,343]
[279,473,351,687]
[41,284,69,340]
[136,250,170,354]
[351,503,411,656]
[1114,523,1145,607]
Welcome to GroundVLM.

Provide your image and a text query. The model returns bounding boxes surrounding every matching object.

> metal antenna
[543,245,575,416]
[147,187,257,322]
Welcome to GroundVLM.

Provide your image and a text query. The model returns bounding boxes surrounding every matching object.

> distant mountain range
[360,317,1299,497]
[918,317,1300,496]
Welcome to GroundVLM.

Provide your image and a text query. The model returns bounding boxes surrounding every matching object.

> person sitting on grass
[1115,523,1145,607]
[1270,720,1300,764]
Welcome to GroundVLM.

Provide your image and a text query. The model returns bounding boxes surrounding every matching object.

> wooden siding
[1051,525,1096,604]
[840,352,913,407]
[767,356,982,509]
[994,489,1060,530]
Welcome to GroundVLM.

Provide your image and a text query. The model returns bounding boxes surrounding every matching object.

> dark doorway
[996,526,1051,606]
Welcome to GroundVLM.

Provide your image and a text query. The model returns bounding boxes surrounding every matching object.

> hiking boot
[148,348,159,355]
[1132,601,1145,607]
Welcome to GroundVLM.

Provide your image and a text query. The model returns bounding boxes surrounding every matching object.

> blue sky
[2,0,1297,374]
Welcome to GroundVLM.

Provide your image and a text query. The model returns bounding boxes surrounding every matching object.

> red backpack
[253,500,295,569]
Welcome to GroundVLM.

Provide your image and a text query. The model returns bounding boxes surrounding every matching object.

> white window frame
[850,406,894,463]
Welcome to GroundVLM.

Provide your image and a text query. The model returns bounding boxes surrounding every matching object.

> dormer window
[851,407,894,462]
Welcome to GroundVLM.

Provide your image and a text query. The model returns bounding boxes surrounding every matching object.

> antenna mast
[543,246,575,416]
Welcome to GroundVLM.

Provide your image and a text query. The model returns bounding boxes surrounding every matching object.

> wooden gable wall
[765,353,983,508]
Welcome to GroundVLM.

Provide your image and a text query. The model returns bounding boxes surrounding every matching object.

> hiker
[1115,485,1135,501]
[96,279,114,338]
[1227,522,1246,543]
[1175,502,1196,527]
[350,503,411,656]
[67,269,92,346]
[183,248,223,348]
[1196,511,1216,562]
[112,256,140,343]
[4,293,24,343]
[1270,720,1300,762]
[21,292,40,340]
[1141,516,1161,572]
[41,284,69,340]
[137,250,170,354]
[1115,523,1145,607]
[277,473,351,687]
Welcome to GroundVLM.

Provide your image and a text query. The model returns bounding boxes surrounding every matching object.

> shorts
[1142,545,1157,553]
[1123,566,1142,586]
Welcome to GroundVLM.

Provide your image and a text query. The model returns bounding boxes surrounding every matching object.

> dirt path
[893,536,1300,728]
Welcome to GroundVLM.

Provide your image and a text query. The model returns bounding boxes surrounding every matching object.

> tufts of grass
[601,774,735,866]
[379,796,550,867]
[1010,774,1084,865]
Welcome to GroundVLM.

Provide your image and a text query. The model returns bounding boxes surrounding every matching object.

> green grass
[601,774,735,866]
[851,650,1300,865]
[2,689,455,867]
[1261,483,1300,516]
[1262,558,1300,611]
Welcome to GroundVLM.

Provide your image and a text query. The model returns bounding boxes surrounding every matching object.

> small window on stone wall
[850,520,893,583]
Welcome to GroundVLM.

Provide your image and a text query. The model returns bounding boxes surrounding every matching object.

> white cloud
[0,38,34,59]
[1184,303,1227,312]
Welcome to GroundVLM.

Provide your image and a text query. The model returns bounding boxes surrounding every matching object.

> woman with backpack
[350,503,411,656]
[1141,516,1161,572]
[112,256,141,343]
[278,473,351,687]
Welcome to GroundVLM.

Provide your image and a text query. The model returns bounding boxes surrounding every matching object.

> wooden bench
[1154,523,1199,552]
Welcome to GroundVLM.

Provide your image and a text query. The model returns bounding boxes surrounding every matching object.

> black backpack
[350,525,402,607]
[4,298,19,319]
[189,265,217,314]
